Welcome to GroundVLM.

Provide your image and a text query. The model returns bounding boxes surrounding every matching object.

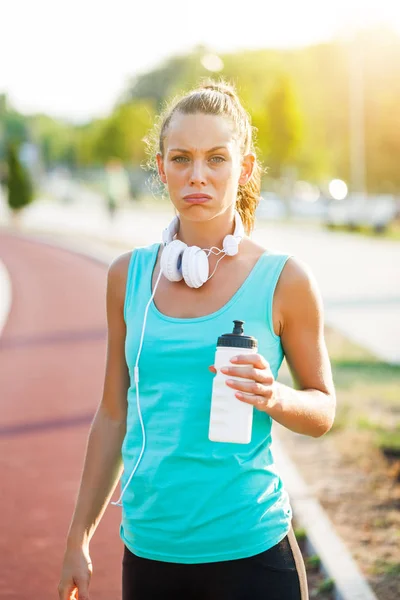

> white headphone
[160,209,245,288]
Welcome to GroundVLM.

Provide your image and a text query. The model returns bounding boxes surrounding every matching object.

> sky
[2,0,400,123]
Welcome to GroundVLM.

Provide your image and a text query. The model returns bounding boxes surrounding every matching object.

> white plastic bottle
[208,320,258,444]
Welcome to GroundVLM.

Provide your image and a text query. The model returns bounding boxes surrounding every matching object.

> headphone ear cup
[160,240,187,282]
[182,246,209,288]
[222,234,239,256]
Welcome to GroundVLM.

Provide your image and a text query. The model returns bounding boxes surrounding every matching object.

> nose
[189,160,206,186]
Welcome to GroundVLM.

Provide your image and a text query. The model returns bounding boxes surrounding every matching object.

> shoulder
[107,243,160,298]
[106,250,135,308]
[275,256,323,322]
[108,243,159,280]
[108,250,133,284]
[278,256,317,290]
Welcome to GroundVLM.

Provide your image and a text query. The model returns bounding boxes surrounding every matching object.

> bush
[7,144,34,213]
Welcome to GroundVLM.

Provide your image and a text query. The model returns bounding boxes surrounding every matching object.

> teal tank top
[120,242,293,563]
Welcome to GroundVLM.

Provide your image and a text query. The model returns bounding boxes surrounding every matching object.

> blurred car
[256,193,287,220]
[325,194,397,232]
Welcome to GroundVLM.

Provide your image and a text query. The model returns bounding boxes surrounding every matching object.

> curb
[2,228,379,600]
[272,435,378,600]
[0,258,12,337]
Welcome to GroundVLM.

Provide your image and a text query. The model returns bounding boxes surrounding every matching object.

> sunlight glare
[329,179,348,200]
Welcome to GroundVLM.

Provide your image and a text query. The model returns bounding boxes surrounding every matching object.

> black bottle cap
[217,320,257,349]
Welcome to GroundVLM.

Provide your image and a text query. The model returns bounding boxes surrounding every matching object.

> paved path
[0,233,122,599]
[0,258,11,335]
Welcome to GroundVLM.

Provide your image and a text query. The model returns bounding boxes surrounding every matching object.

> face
[156,112,254,221]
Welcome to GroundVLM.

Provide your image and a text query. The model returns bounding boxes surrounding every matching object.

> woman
[58,81,335,600]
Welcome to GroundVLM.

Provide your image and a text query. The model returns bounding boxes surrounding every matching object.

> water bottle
[208,320,258,444]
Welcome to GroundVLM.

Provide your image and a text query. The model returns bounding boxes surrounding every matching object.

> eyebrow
[168,146,228,154]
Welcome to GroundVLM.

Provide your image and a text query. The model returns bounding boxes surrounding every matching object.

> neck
[175,209,237,250]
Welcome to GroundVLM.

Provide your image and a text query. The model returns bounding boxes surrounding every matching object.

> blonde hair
[144,79,263,234]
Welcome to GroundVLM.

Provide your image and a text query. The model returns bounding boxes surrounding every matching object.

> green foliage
[316,578,335,593]
[29,114,78,168]
[372,559,400,576]
[75,120,105,166]
[331,360,399,388]
[0,95,29,160]
[294,527,307,541]
[376,429,400,452]
[126,45,216,109]
[74,101,155,167]
[306,554,322,570]
[265,74,303,176]
[319,328,400,453]
[95,101,155,164]
[2,29,400,192]
[6,144,34,212]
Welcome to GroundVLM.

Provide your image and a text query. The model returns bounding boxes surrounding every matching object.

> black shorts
[122,528,308,599]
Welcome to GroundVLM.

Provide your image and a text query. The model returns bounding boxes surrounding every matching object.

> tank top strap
[237,251,292,341]
[124,243,159,322]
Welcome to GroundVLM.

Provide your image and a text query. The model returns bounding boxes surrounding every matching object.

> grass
[306,555,322,570]
[316,578,335,594]
[325,220,400,241]
[372,560,400,576]
[294,527,307,542]
[282,328,399,598]
[323,328,399,444]
[279,326,400,455]
[376,430,400,453]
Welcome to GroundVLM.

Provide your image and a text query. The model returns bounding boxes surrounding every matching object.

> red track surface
[0,232,123,599]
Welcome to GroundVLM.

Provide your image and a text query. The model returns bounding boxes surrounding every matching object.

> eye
[210,156,225,163]
[171,156,189,163]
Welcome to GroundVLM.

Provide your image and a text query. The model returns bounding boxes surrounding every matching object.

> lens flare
[329,179,348,200]
[201,54,224,72]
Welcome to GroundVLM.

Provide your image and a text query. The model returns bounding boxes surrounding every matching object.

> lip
[183,193,212,204]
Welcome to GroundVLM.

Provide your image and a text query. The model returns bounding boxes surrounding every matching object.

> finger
[58,582,76,600]
[230,353,269,369]
[221,366,273,384]
[225,379,269,397]
[74,579,90,600]
[208,365,217,374]
[234,390,273,410]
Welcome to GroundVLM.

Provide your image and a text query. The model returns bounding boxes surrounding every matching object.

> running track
[0,232,123,599]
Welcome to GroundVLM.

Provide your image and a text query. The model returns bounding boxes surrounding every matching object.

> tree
[125,46,214,109]
[7,144,34,215]
[266,74,302,178]
[29,113,78,169]
[95,101,155,165]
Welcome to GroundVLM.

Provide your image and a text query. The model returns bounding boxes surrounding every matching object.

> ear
[156,153,167,184]
[239,153,255,186]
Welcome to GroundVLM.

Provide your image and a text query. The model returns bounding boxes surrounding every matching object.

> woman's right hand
[58,545,93,600]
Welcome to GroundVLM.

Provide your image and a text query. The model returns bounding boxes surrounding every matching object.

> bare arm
[65,252,131,550]
[220,257,336,438]
[271,257,336,437]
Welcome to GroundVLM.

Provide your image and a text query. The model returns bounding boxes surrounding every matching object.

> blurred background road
[0,233,121,600]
